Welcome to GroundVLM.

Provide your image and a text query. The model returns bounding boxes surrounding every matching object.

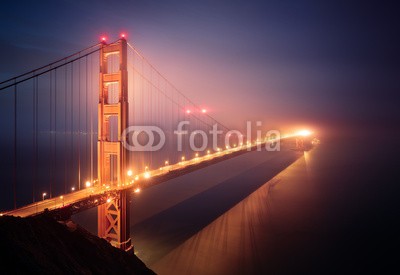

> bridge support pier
[98,190,132,252]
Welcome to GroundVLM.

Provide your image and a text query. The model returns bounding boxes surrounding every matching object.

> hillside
[0,214,155,274]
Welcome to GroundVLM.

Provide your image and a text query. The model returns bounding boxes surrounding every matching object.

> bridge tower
[97,38,132,251]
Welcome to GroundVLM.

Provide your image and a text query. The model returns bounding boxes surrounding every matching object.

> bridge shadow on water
[131,150,302,265]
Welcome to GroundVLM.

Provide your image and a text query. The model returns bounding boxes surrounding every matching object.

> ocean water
[148,134,400,274]
[69,133,400,273]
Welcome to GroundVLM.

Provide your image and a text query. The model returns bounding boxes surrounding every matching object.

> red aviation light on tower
[100,36,107,43]
[201,108,207,113]
[120,33,126,39]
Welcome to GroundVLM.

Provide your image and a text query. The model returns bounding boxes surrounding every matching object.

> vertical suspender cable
[85,56,88,184]
[128,54,131,170]
[78,61,81,189]
[32,78,37,202]
[170,84,173,162]
[32,80,35,202]
[54,69,57,198]
[50,70,53,198]
[71,63,74,190]
[150,68,153,168]
[64,66,67,194]
[35,77,39,201]
[141,58,144,171]
[90,55,93,183]
[85,56,89,184]
[13,83,17,209]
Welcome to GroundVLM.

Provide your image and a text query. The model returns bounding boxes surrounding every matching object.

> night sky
[0,0,399,136]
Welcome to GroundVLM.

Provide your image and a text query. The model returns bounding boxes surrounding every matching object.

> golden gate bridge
[0,35,304,251]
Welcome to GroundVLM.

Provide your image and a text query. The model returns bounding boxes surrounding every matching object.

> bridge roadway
[3,138,294,218]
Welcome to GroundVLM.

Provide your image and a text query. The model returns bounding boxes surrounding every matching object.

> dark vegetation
[0,214,155,274]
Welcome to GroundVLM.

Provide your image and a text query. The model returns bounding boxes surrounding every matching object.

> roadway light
[71,187,75,192]
[195,153,199,158]
[165,160,169,165]
[207,150,210,154]
[60,196,64,206]
[85,181,91,188]
[144,172,151,179]
[186,109,191,114]
[201,109,207,113]
[134,188,141,193]
[42,193,47,201]
[127,170,133,177]
[181,156,185,161]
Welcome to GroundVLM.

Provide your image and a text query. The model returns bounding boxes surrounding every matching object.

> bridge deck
[4,139,296,218]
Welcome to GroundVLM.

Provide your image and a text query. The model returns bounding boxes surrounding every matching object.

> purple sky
[0,0,398,137]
